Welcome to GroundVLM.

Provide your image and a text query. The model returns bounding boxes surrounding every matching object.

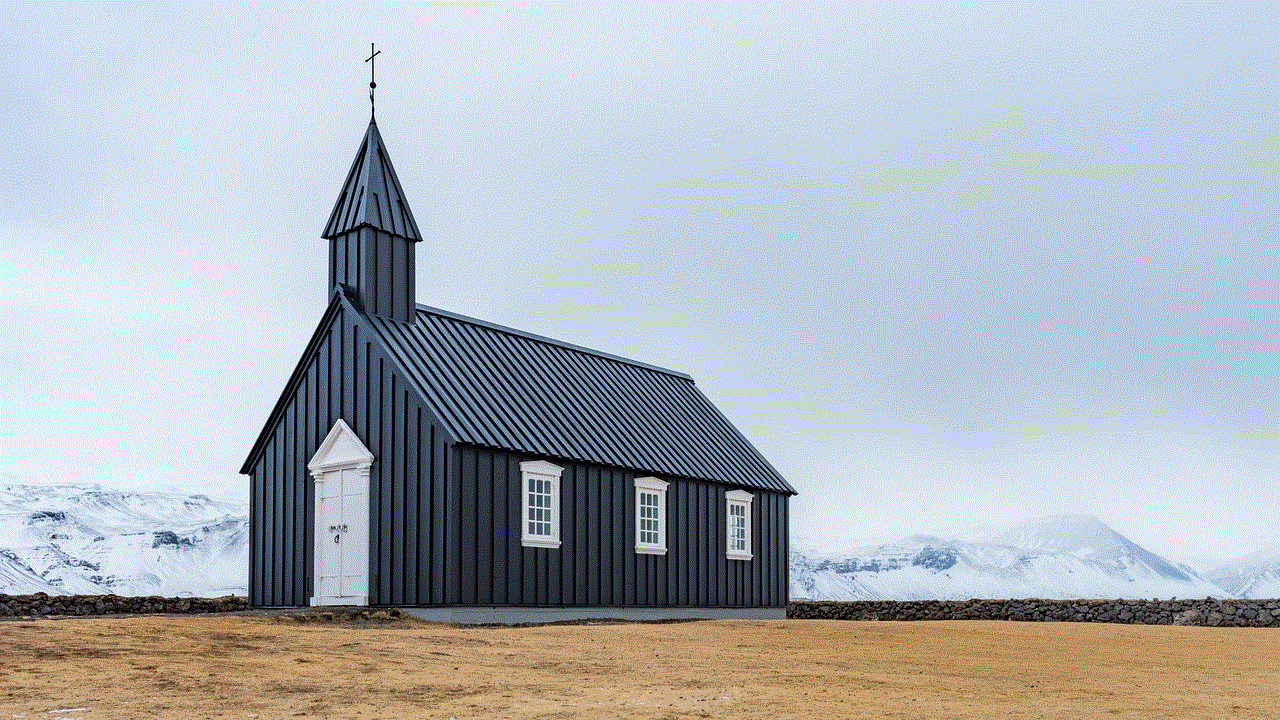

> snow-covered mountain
[3,485,1265,603]
[0,483,247,597]
[791,515,1232,601]
[1206,546,1280,599]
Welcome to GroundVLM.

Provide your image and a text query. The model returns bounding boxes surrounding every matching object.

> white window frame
[633,476,668,555]
[725,489,753,560]
[521,459,563,548]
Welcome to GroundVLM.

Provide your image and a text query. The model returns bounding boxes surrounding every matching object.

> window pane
[728,501,748,552]
[636,486,665,548]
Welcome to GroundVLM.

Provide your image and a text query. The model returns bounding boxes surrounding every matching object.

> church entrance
[313,466,369,605]
[308,419,372,606]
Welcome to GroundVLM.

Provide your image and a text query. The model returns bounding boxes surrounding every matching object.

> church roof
[322,120,422,241]
[365,305,797,495]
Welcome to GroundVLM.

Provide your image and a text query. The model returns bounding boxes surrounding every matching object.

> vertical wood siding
[329,227,416,323]
[452,446,789,608]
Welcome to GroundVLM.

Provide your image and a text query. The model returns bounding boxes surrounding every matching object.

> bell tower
[321,118,421,323]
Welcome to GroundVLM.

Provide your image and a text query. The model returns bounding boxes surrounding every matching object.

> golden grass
[0,614,1275,719]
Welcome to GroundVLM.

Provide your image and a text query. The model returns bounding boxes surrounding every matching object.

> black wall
[452,446,789,608]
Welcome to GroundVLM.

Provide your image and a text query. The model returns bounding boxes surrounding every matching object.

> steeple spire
[322,121,421,242]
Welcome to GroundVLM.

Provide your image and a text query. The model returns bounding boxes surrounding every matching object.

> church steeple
[323,119,421,323]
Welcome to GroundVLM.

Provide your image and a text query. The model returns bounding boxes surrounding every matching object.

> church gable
[240,286,456,477]
[239,290,348,477]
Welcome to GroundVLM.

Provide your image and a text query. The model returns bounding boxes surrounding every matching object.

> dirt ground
[0,614,1275,720]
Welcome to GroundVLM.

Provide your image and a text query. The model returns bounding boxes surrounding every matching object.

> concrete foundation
[400,605,786,625]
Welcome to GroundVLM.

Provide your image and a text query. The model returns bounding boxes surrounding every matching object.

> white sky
[1,3,1275,562]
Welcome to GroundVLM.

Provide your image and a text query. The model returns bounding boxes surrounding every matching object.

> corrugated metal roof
[365,306,797,495]
[322,120,422,242]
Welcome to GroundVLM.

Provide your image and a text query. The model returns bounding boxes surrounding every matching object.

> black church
[240,112,796,623]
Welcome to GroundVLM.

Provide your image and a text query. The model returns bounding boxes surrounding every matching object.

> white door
[312,467,369,605]
[336,468,368,598]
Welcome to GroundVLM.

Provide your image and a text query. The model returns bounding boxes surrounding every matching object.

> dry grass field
[0,613,1275,719]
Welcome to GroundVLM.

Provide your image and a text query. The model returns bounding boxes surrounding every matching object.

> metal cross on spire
[366,43,381,121]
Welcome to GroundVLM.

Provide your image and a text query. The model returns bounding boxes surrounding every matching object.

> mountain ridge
[791,514,1234,601]
[1206,545,1280,599]
[2,484,1272,601]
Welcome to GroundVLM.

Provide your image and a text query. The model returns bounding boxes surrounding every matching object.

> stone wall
[4,594,1276,626]
[0,593,248,617]
[788,598,1279,627]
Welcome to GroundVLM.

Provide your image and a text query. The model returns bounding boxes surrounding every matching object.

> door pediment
[308,419,374,474]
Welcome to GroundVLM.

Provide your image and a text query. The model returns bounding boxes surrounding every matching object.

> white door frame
[308,419,373,606]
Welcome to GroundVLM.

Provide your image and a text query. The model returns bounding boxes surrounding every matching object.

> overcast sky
[2,3,1275,562]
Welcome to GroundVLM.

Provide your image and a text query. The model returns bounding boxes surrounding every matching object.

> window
[521,460,563,548]
[725,489,753,560]
[633,476,668,555]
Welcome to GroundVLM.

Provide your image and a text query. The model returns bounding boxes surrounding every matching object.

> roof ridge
[414,304,694,381]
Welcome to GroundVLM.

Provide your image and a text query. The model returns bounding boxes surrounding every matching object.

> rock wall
[4,594,1276,626]
[788,598,1279,627]
[0,593,248,617]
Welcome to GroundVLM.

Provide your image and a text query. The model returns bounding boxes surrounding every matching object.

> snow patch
[1206,545,1280,599]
